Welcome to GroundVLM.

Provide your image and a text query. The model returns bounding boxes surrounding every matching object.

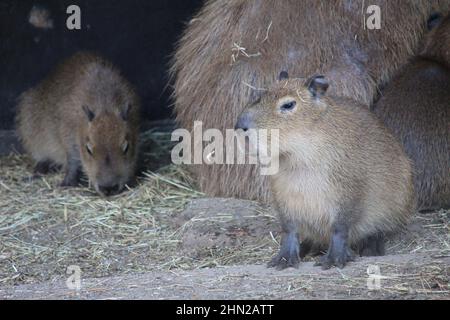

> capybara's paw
[60,177,78,187]
[358,234,385,257]
[60,165,82,188]
[34,160,60,175]
[316,248,354,270]
[22,175,39,183]
[268,232,300,270]
[267,250,300,270]
[360,246,383,257]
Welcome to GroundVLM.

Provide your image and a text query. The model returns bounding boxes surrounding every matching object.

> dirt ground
[1,253,449,300]
[0,152,449,300]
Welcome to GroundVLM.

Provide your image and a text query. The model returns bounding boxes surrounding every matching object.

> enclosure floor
[1,253,449,300]
[0,153,449,300]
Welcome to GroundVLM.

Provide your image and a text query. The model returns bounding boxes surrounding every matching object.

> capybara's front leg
[268,215,309,270]
[316,222,354,270]
[268,230,301,270]
[60,155,82,187]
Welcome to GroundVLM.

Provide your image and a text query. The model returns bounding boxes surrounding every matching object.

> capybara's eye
[280,101,296,111]
[86,143,93,156]
[122,141,129,154]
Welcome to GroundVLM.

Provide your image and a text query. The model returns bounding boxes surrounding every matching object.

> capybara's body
[172,0,449,202]
[236,75,415,269]
[373,61,450,210]
[373,16,450,210]
[16,52,140,196]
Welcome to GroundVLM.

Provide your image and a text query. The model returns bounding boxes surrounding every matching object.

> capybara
[235,74,415,269]
[172,0,449,202]
[16,52,140,196]
[373,14,450,210]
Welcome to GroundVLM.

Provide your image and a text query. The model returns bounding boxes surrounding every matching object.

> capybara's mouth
[95,183,124,197]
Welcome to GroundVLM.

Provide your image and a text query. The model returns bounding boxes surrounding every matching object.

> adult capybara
[16,52,140,196]
[373,14,450,210]
[235,74,415,269]
[172,0,449,202]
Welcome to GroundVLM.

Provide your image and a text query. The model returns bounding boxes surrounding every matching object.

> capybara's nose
[235,112,254,131]
[98,184,121,196]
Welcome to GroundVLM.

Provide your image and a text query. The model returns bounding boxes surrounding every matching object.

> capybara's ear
[120,103,131,121]
[427,12,442,31]
[278,71,289,81]
[82,105,95,122]
[306,75,329,98]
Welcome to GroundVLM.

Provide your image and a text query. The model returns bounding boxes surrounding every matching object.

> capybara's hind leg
[299,240,313,259]
[316,222,354,270]
[33,159,61,175]
[60,157,82,187]
[358,233,385,257]
[23,160,60,182]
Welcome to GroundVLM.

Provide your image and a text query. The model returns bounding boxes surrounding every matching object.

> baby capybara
[16,52,140,196]
[235,74,415,269]
[373,14,450,210]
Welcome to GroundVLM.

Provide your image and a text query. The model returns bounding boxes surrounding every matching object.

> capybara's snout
[235,111,255,132]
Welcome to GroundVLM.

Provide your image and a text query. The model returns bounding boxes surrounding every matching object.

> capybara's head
[80,104,138,196]
[423,14,450,66]
[235,72,330,155]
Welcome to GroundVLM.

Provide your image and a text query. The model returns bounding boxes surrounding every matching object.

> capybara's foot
[316,222,354,270]
[34,160,60,175]
[268,250,300,270]
[316,247,354,270]
[60,160,82,187]
[125,176,138,189]
[34,161,51,175]
[268,232,300,270]
[23,161,58,182]
[358,233,385,257]
[60,177,78,187]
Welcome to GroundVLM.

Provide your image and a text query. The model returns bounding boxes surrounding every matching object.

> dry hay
[0,131,277,286]
[0,155,196,285]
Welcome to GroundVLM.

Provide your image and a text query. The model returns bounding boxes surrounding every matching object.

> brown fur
[16,52,140,196]
[422,14,450,67]
[237,77,415,268]
[373,16,450,210]
[172,0,449,202]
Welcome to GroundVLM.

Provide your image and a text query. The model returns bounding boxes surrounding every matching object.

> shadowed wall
[0,0,203,129]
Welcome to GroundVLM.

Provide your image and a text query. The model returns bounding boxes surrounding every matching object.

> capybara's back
[16,52,140,196]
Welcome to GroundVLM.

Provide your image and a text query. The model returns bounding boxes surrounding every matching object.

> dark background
[0,0,204,130]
